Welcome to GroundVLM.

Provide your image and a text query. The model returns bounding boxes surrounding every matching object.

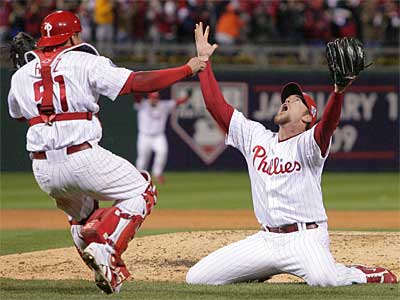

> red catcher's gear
[37,11,82,47]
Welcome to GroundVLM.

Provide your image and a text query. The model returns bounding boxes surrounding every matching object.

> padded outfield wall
[1,66,398,172]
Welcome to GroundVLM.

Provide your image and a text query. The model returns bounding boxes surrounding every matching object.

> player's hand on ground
[186,57,206,74]
[195,22,218,62]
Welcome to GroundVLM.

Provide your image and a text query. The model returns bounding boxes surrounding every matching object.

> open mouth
[282,104,288,112]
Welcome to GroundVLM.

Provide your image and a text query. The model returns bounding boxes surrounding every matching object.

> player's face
[149,92,159,106]
[274,95,309,126]
[70,33,82,45]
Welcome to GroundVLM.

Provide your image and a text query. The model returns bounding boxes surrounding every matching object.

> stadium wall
[1,67,398,171]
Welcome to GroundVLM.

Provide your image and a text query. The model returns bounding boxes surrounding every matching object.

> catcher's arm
[119,58,205,95]
[9,32,36,69]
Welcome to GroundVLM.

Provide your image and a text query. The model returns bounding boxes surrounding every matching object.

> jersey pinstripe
[187,112,365,288]
[226,109,328,226]
[32,144,148,221]
[8,44,131,151]
[7,43,148,223]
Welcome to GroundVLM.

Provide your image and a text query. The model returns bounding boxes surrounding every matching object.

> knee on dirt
[186,266,222,285]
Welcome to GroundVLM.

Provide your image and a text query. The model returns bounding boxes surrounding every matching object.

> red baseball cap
[37,11,82,47]
[281,82,318,128]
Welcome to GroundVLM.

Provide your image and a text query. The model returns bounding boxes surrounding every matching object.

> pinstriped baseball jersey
[7,43,131,152]
[134,100,176,135]
[226,109,329,226]
[8,43,148,222]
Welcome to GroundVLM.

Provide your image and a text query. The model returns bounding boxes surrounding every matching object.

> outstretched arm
[199,62,234,133]
[119,58,206,95]
[195,22,233,133]
[318,37,369,156]
[314,84,349,156]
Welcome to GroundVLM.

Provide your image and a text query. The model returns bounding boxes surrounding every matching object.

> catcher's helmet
[37,11,82,47]
[281,82,318,128]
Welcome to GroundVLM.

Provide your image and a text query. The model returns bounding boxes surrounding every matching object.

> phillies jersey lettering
[252,145,301,175]
[226,110,329,227]
[8,43,132,152]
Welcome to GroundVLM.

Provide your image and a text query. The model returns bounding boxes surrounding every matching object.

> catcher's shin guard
[81,171,157,257]
[80,207,144,258]
[80,207,121,245]
[139,170,158,216]
[108,214,144,258]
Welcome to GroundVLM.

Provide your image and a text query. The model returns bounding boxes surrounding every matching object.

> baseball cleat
[82,242,124,294]
[354,265,398,284]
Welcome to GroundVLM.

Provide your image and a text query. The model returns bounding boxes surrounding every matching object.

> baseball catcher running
[7,11,205,294]
[186,23,396,286]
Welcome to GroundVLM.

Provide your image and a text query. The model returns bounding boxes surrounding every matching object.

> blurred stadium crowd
[1,0,399,48]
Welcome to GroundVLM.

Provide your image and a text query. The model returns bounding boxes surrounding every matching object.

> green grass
[0,229,189,256]
[1,172,399,299]
[0,279,398,300]
[1,172,399,210]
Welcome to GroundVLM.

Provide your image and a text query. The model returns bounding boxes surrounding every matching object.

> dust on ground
[1,231,399,283]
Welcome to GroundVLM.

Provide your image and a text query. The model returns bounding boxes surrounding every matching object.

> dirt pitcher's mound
[1,231,399,283]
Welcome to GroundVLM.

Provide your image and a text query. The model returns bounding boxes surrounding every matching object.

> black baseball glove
[326,37,371,87]
[10,32,36,69]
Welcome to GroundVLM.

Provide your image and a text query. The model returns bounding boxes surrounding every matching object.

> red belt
[31,142,92,160]
[264,222,318,234]
[28,112,93,127]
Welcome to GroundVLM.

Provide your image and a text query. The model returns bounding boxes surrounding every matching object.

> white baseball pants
[32,143,148,222]
[136,133,168,177]
[186,222,366,287]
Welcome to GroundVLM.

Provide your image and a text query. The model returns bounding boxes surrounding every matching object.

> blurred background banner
[168,70,399,172]
[0,0,398,172]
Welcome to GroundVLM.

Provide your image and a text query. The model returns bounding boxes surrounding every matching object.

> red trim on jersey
[199,61,234,133]
[314,92,344,156]
[119,65,192,95]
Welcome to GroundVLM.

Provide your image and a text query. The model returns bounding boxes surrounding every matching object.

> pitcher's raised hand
[195,22,218,62]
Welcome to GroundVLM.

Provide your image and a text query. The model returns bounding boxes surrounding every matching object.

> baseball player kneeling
[185,23,397,287]
[7,11,205,294]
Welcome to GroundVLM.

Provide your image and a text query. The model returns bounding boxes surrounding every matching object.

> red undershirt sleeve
[198,61,234,133]
[314,92,344,157]
[119,65,192,95]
